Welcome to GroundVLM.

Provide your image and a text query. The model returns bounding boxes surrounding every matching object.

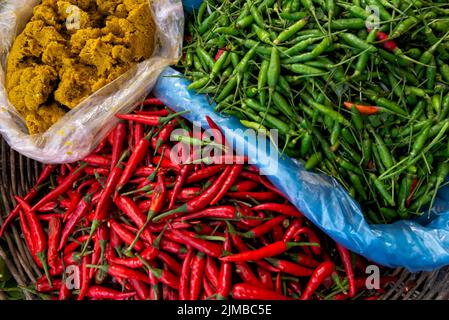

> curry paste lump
[6,0,156,134]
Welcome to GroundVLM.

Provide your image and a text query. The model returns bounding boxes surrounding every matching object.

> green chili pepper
[330,121,341,146]
[300,132,312,157]
[326,18,366,30]
[272,91,296,119]
[409,124,431,159]
[199,11,219,34]
[283,63,326,76]
[187,76,210,91]
[305,152,323,170]
[380,207,398,220]
[351,104,363,131]
[261,112,293,136]
[245,98,278,115]
[274,16,310,44]
[370,173,395,207]
[390,17,418,39]
[352,28,378,78]
[268,47,280,94]
[216,76,238,102]
[340,33,377,53]
[370,128,394,169]
[196,47,215,72]
[252,24,272,44]
[365,0,392,21]
[370,96,407,117]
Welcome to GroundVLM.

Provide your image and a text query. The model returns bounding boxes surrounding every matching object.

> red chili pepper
[258,267,274,290]
[226,191,280,202]
[179,249,194,300]
[129,279,149,300]
[214,48,226,61]
[115,132,153,193]
[294,227,322,256]
[36,276,62,293]
[275,272,282,294]
[168,165,192,209]
[58,279,71,300]
[63,235,90,257]
[133,123,144,148]
[154,122,177,154]
[82,155,111,167]
[48,217,62,273]
[189,252,206,300]
[177,206,236,221]
[235,262,264,286]
[91,263,151,284]
[202,277,215,299]
[109,220,144,252]
[158,251,182,276]
[147,264,179,290]
[166,187,201,203]
[185,165,226,184]
[109,122,126,168]
[84,167,110,176]
[107,246,158,269]
[36,201,57,213]
[32,164,86,211]
[147,174,167,219]
[375,31,398,52]
[36,164,56,186]
[267,258,314,277]
[239,171,287,198]
[116,111,186,127]
[221,241,312,262]
[153,166,234,222]
[167,229,223,258]
[87,286,136,300]
[336,243,356,298]
[113,195,154,243]
[252,203,303,218]
[204,256,219,289]
[226,222,278,272]
[282,219,303,242]
[92,136,108,154]
[241,216,285,238]
[19,209,37,267]
[136,110,170,117]
[77,254,92,300]
[210,165,243,205]
[90,224,109,279]
[343,102,379,115]
[15,196,51,284]
[288,253,320,268]
[300,261,335,300]
[0,186,39,237]
[151,156,180,172]
[58,193,93,251]
[160,239,187,255]
[142,97,165,106]
[232,283,292,300]
[230,180,259,192]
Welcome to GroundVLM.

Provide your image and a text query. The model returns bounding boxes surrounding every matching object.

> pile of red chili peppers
[0,98,394,300]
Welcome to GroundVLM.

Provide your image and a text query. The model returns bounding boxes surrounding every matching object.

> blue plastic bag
[152,1,449,272]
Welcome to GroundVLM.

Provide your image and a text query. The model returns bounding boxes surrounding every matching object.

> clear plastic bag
[0,0,184,163]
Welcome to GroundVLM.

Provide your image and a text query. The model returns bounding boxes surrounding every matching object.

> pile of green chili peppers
[179,0,449,223]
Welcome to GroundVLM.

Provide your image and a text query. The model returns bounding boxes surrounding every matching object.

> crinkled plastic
[0,0,184,163]
[153,67,449,272]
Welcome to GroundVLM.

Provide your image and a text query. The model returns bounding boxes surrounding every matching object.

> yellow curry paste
[6,0,155,134]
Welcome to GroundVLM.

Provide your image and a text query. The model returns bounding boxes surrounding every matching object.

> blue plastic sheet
[152,0,449,272]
